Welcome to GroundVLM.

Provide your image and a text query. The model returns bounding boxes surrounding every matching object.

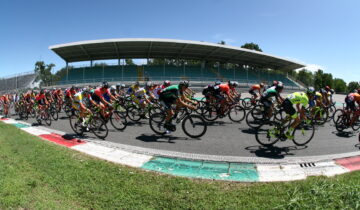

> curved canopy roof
[49,38,304,71]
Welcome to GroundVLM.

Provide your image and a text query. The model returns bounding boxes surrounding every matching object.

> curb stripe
[39,133,85,147]
[336,156,360,171]
[141,157,259,181]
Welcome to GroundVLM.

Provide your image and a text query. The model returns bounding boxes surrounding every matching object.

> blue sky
[0,0,359,82]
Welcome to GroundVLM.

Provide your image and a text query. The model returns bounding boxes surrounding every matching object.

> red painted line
[39,133,86,148]
[0,118,9,121]
[335,156,360,171]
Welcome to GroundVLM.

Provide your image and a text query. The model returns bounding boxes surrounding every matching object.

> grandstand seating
[59,65,299,87]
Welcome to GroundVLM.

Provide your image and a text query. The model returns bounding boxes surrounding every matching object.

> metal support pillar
[66,62,69,82]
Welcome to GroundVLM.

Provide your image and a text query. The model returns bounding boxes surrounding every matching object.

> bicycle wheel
[242,98,253,110]
[245,109,262,129]
[44,110,52,126]
[332,109,343,124]
[335,114,348,132]
[149,112,167,135]
[90,116,108,139]
[110,111,127,131]
[201,105,218,121]
[50,106,59,121]
[64,105,72,117]
[194,101,205,115]
[228,105,246,122]
[351,115,360,131]
[314,108,328,125]
[292,121,315,146]
[255,121,281,146]
[127,107,142,122]
[182,114,207,138]
[69,114,84,135]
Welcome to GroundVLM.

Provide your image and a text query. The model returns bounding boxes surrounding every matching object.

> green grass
[0,122,359,209]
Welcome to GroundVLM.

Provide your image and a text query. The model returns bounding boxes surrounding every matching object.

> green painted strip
[13,123,30,128]
[193,97,205,101]
[142,157,259,182]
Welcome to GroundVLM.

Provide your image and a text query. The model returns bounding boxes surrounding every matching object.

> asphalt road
[8,93,359,159]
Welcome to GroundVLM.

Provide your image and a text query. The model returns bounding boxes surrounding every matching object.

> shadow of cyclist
[245,145,307,159]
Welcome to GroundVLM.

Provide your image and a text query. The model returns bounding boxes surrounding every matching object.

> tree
[313,70,324,90]
[296,69,313,86]
[333,78,347,93]
[218,40,226,45]
[241,42,262,52]
[34,61,56,87]
[347,81,360,93]
[125,59,135,65]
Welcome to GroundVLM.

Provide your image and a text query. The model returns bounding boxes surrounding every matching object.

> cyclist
[35,89,49,116]
[72,88,93,127]
[1,94,10,118]
[281,87,315,139]
[93,82,117,117]
[249,82,265,104]
[217,81,239,116]
[115,83,126,96]
[260,82,284,118]
[159,81,197,130]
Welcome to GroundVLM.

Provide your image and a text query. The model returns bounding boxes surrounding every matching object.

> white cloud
[295,64,326,73]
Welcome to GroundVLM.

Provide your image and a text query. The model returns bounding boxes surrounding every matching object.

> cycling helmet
[272,80,279,86]
[102,81,109,89]
[110,85,116,90]
[120,84,126,88]
[134,81,140,86]
[306,87,315,95]
[82,88,89,94]
[319,88,327,94]
[70,85,76,90]
[357,88,360,94]
[163,80,171,87]
[146,81,153,88]
[325,86,330,91]
[116,83,121,87]
[215,81,222,86]
[229,81,238,87]
[330,89,335,94]
[179,80,189,88]
[40,89,45,94]
[260,83,264,88]
[275,83,284,91]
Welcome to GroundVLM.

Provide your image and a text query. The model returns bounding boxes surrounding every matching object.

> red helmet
[325,86,330,91]
[272,80,279,86]
[163,80,171,87]
[260,83,264,88]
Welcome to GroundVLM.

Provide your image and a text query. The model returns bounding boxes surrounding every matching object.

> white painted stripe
[72,142,152,168]
[21,127,51,136]
[298,161,349,177]
[257,164,306,182]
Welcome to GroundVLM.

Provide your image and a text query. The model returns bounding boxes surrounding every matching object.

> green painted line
[141,157,259,182]
[193,97,205,101]
[13,123,30,128]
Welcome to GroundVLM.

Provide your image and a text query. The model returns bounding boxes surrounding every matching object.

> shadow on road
[135,133,188,143]
[245,145,307,159]
[332,131,357,138]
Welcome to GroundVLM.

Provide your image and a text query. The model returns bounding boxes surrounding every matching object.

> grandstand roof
[49,38,305,71]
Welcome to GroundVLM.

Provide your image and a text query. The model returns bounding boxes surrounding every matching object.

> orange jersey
[251,85,261,91]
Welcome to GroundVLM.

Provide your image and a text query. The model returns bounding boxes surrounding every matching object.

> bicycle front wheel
[228,105,246,122]
[292,122,315,146]
[182,114,207,138]
[69,114,84,135]
[255,121,281,146]
[149,112,167,135]
[110,111,127,131]
[90,116,108,139]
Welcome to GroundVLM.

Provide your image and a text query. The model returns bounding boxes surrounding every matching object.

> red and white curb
[1,116,359,182]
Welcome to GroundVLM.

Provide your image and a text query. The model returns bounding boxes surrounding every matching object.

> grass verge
[0,122,359,209]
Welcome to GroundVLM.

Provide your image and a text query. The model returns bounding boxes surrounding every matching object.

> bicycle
[69,109,109,139]
[36,105,52,126]
[255,116,315,146]
[334,108,360,132]
[149,107,207,138]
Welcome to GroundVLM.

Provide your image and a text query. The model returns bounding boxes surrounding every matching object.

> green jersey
[287,92,309,107]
